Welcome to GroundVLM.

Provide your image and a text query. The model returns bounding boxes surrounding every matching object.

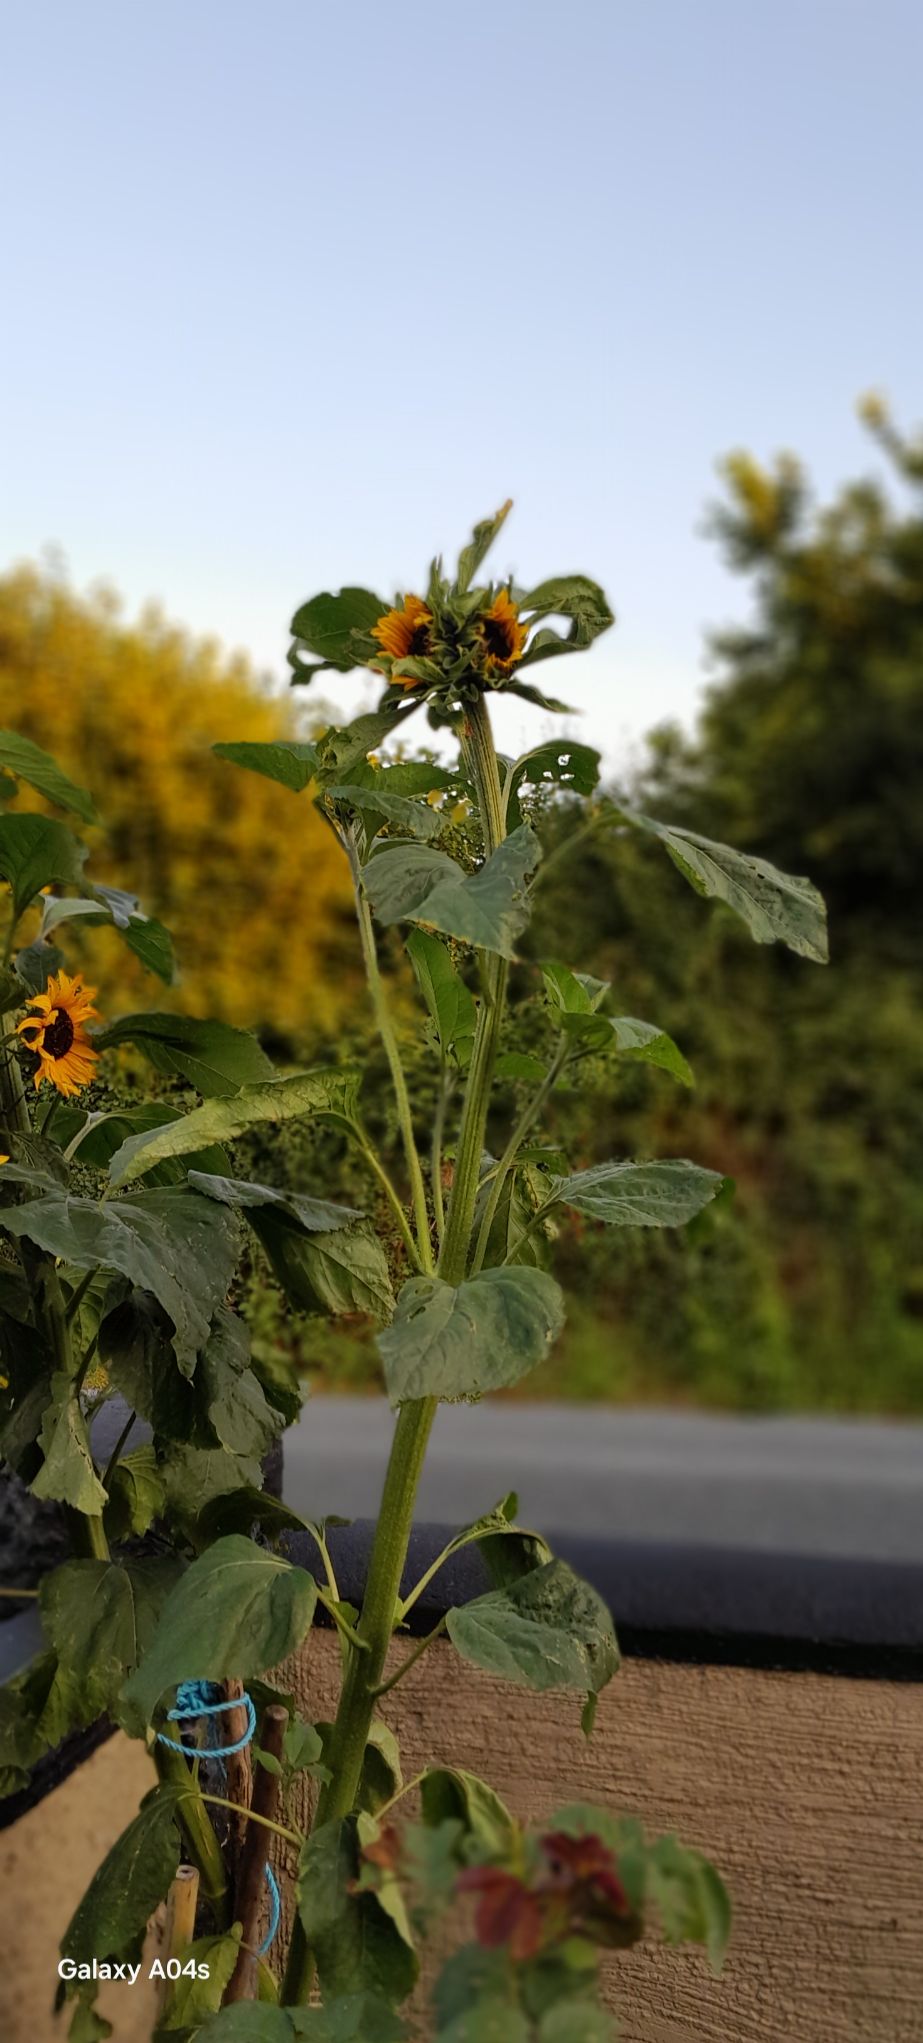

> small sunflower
[371,595,434,681]
[477,589,528,675]
[16,970,100,1097]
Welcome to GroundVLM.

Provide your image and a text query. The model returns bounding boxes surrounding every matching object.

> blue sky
[3,0,921,767]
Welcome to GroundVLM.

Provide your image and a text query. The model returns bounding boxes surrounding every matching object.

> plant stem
[100,1407,137,1491]
[369,1616,447,1699]
[349,1120,423,1271]
[156,1745,232,1925]
[347,837,433,1273]
[283,696,511,2006]
[469,1036,569,1275]
[431,1058,449,1243]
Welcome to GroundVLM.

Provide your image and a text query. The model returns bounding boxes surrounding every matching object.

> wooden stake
[221,1676,254,1874]
[159,1864,200,2013]
[222,1704,287,2005]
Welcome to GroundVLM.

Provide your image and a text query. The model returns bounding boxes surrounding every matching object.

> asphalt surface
[282,1398,923,1564]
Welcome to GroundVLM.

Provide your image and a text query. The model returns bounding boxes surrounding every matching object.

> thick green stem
[348,842,433,1273]
[155,1745,231,1925]
[283,698,510,2006]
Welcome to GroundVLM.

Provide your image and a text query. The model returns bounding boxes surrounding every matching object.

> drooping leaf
[60,1785,184,1967]
[108,1069,359,1187]
[446,1559,619,1701]
[39,893,177,985]
[516,576,614,669]
[212,740,321,793]
[0,730,98,823]
[67,1103,228,1182]
[39,1556,183,1724]
[3,1188,238,1374]
[327,785,445,842]
[187,1170,359,1235]
[104,1445,167,1539]
[252,1211,395,1321]
[363,827,541,959]
[297,1816,418,2006]
[0,1649,79,1795]
[551,1159,725,1228]
[378,1267,564,1405]
[120,1535,318,1734]
[196,1306,283,1458]
[0,812,88,920]
[30,1375,107,1513]
[91,1013,275,1098]
[618,808,829,963]
[158,1445,265,1535]
[405,930,477,1063]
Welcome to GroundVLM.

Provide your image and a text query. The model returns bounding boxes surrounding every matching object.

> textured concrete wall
[277,1630,923,2042]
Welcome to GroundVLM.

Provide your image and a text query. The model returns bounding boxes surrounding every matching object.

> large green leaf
[254,1212,395,1320]
[3,1188,238,1373]
[108,1069,358,1187]
[68,1103,228,1181]
[551,1159,724,1228]
[297,1816,418,2006]
[290,588,387,672]
[91,1013,275,1097]
[60,1786,183,1967]
[0,730,98,823]
[104,1445,167,1539]
[405,929,476,1063]
[120,1535,318,1733]
[39,1556,182,1725]
[0,812,88,920]
[363,826,541,958]
[30,1375,107,1513]
[196,1306,283,1458]
[187,1169,359,1234]
[619,808,828,963]
[378,1267,564,1404]
[212,740,321,792]
[0,1649,76,1796]
[446,1559,619,1698]
[158,1445,265,1537]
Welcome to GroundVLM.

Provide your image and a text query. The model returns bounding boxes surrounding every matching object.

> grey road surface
[282,1399,923,1564]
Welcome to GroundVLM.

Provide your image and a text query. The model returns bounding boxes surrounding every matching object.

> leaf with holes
[618,808,828,963]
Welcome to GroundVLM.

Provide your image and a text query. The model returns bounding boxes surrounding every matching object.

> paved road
[282,1399,923,1564]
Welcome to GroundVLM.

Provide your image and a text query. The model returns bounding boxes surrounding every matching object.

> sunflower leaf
[2,1188,238,1374]
[446,1558,619,1700]
[107,1069,360,1187]
[363,826,541,959]
[90,1013,275,1097]
[60,1785,184,1970]
[505,741,601,828]
[0,732,98,823]
[405,929,477,1063]
[212,740,321,793]
[38,893,177,985]
[550,1159,725,1228]
[120,1535,319,1734]
[290,588,387,672]
[0,813,89,921]
[456,502,514,593]
[614,807,829,963]
[252,1211,394,1321]
[29,1374,107,1513]
[39,1555,183,1725]
[378,1266,564,1405]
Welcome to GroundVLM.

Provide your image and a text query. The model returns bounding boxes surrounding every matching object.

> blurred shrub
[0,563,357,1034]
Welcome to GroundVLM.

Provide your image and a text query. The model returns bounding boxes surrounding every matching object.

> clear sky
[3,0,921,769]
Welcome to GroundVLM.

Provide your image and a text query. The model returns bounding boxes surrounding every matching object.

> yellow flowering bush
[0,564,355,1034]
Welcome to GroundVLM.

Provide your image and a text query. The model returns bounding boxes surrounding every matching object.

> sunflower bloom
[371,595,433,681]
[477,589,527,674]
[16,971,100,1097]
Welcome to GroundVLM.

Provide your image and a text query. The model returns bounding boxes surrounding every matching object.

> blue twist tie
[155,1680,282,1953]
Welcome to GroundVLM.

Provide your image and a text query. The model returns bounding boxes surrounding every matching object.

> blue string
[156,1678,281,1954]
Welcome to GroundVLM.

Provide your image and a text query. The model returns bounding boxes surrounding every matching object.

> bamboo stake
[159,1864,200,2014]
[222,1704,287,2005]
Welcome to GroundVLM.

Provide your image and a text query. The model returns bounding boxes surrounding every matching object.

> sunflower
[16,970,100,1097]
[371,595,434,681]
[477,589,527,675]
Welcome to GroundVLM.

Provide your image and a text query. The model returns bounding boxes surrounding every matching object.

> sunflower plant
[0,504,828,2042]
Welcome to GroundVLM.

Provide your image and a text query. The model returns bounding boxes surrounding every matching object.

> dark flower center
[42,1011,75,1060]
[408,624,431,657]
[482,616,514,660]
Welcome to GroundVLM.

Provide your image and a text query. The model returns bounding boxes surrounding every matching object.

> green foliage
[121,1536,318,1732]
[60,1786,184,1970]
[363,828,541,958]
[379,1268,565,1403]
[446,1559,619,1706]
[297,1817,418,2004]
